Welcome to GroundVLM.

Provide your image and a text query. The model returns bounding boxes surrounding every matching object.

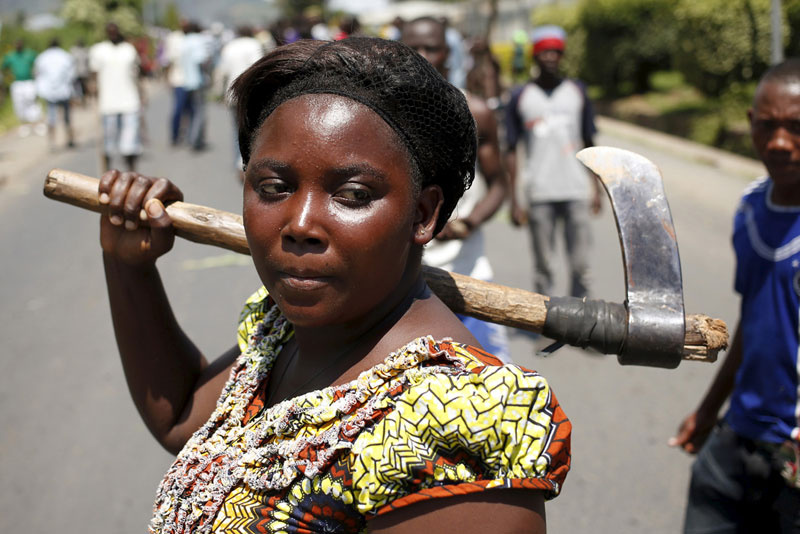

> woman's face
[243,94,440,328]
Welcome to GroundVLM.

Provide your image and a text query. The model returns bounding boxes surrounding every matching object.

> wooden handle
[43,168,727,363]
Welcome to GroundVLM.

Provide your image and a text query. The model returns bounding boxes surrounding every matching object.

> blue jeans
[684,422,800,533]
[185,88,206,150]
[170,87,193,144]
[46,99,70,127]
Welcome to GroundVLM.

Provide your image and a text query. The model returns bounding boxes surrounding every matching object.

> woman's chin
[275,301,348,329]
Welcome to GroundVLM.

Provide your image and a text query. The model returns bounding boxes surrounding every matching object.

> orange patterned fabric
[150,289,571,533]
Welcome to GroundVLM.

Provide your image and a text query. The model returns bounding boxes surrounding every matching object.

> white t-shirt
[34,47,76,102]
[89,40,140,115]
[507,80,595,203]
[164,30,185,87]
[216,36,264,100]
[423,168,494,281]
[180,32,212,91]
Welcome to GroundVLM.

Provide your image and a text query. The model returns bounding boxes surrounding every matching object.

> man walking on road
[180,22,212,151]
[90,23,143,172]
[402,16,511,362]
[2,39,43,137]
[34,38,76,150]
[215,25,265,174]
[670,60,800,533]
[164,20,190,146]
[505,25,602,299]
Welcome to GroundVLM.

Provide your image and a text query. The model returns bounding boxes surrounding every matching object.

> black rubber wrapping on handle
[542,297,628,354]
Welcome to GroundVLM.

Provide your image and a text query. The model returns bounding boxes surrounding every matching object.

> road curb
[597,115,764,180]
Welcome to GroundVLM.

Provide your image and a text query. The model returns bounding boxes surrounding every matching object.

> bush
[61,0,144,40]
[575,0,677,96]
[673,0,785,96]
[785,0,800,57]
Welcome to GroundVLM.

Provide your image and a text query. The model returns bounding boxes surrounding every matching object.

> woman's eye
[337,187,372,204]
[257,180,292,197]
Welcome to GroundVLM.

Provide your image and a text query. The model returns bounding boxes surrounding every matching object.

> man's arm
[369,489,545,533]
[578,80,603,214]
[437,95,506,240]
[504,86,527,227]
[669,321,743,453]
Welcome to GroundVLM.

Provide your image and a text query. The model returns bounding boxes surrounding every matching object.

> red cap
[533,37,565,55]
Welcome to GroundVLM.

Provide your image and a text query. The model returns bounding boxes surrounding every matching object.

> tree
[62,0,143,38]
[162,2,181,31]
[674,0,785,95]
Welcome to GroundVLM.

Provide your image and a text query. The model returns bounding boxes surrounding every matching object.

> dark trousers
[526,200,591,298]
[170,86,193,144]
[185,88,205,150]
[684,422,800,533]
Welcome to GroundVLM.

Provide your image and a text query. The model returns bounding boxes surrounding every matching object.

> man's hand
[435,219,474,241]
[668,410,717,454]
[510,200,527,227]
[590,190,603,215]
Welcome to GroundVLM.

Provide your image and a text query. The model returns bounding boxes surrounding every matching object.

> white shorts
[10,80,41,123]
[102,112,142,156]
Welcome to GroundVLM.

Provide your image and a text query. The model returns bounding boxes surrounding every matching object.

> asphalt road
[0,85,760,533]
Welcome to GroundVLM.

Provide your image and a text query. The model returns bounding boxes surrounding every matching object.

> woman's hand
[98,170,183,265]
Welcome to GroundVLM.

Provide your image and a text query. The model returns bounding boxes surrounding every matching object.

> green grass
[0,96,19,135]
[596,71,757,158]
[649,70,686,93]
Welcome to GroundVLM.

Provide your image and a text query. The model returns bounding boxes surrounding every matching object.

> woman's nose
[280,191,326,249]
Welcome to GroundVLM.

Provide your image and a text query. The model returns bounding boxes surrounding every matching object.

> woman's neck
[291,268,429,365]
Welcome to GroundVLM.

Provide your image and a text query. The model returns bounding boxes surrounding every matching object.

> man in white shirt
[505,26,602,299]
[34,38,76,149]
[90,23,142,171]
[180,22,212,151]
[70,40,90,104]
[215,25,265,174]
[164,21,189,145]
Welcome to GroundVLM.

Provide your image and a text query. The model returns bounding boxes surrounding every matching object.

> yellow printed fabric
[150,287,571,534]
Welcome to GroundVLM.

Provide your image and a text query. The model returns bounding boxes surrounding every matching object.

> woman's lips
[277,272,332,290]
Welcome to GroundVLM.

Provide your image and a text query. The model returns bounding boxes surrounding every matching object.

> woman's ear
[413,185,443,245]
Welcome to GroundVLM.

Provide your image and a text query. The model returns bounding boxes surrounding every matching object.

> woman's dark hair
[230,37,477,233]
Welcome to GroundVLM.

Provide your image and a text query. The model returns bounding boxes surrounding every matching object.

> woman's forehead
[252,94,414,172]
[270,94,375,126]
[260,94,407,151]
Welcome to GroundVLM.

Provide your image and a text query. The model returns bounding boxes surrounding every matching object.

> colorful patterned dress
[150,288,571,533]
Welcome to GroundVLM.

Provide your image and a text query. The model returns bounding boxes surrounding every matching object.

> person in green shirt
[2,39,42,135]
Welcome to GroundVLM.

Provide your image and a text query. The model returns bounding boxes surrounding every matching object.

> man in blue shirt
[671,59,800,532]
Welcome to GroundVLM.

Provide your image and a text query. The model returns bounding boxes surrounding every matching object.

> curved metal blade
[576,146,685,368]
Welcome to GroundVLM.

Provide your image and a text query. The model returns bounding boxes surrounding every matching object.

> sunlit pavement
[0,83,762,533]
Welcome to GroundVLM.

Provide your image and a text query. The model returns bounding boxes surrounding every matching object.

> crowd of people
[5,6,800,532]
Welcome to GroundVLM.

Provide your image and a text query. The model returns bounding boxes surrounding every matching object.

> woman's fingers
[108,171,137,226]
[98,168,119,206]
[122,175,151,230]
[97,170,182,264]
[143,177,184,207]
[144,199,175,255]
